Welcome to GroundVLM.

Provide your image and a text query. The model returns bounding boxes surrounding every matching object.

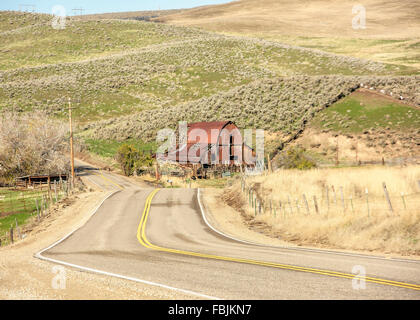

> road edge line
[142,189,420,291]
[35,189,220,300]
[197,188,256,246]
[196,188,420,264]
[35,190,119,257]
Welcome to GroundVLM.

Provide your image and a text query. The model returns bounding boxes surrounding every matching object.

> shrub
[276,147,317,170]
[0,111,69,182]
[115,144,139,176]
[115,143,154,176]
[137,152,154,169]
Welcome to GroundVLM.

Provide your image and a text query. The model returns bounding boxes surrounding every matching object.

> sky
[0,0,232,15]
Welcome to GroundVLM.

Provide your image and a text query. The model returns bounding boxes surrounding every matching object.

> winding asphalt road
[38,161,420,299]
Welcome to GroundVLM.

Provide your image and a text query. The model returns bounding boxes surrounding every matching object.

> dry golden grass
[158,0,420,39]
[229,166,420,255]
[157,0,420,69]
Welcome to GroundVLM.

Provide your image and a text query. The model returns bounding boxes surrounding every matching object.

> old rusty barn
[157,121,256,172]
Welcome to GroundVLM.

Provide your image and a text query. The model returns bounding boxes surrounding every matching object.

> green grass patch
[0,18,190,70]
[0,188,58,235]
[312,91,420,133]
[84,138,157,158]
[0,212,32,236]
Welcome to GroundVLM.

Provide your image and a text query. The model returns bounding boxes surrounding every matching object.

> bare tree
[0,111,69,181]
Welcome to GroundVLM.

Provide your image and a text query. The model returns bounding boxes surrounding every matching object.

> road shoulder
[0,189,191,299]
[201,188,420,261]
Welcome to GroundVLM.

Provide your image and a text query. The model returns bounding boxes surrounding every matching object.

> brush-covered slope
[82,76,419,145]
[0,12,410,124]
[156,0,420,71]
[1,11,418,159]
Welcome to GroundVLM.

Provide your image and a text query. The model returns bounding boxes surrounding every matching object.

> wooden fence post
[48,176,52,202]
[332,186,337,206]
[400,192,407,210]
[267,153,272,173]
[340,186,345,212]
[22,192,26,212]
[10,227,13,244]
[382,182,393,215]
[40,196,44,217]
[350,195,354,214]
[282,200,286,219]
[313,195,319,214]
[254,199,257,216]
[15,217,20,239]
[303,194,310,215]
[36,197,40,222]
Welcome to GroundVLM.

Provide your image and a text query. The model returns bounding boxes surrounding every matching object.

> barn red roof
[157,121,254,165]
[186,121,232,144]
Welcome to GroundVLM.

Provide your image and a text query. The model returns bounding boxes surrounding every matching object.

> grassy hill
[0,10,418,162]
[293,89,420,165]
[156,0,420,71]
[0,11,414,123]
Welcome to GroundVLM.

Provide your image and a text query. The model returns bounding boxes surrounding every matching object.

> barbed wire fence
[240,176,420,220]
[0,176,76,246]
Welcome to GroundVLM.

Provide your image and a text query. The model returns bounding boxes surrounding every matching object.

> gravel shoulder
[200,188,292,247]
[0,189,191,299]
[201,188,420,261]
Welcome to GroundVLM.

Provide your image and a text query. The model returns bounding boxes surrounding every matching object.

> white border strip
[35,189,221,300]
[197,188,420,264]
[197,188,256,246]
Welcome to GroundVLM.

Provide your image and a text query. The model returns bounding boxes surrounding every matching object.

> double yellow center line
[92,170,124,190]
[138,189,420,292]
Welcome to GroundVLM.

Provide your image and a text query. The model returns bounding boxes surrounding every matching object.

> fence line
[0,177,77,246]
[240,176,420,219]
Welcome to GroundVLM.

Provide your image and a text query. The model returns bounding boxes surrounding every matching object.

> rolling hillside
[0,10,418,161]
[157,0,420,38]
[156,0,420,70]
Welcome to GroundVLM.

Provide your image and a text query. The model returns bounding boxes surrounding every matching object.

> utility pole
[19,4,36,12]
[72,8,84,16]
[68,98,75,186]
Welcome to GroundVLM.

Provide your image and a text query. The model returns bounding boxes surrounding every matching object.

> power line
[72,8,84,16]
[18,4,36,13]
